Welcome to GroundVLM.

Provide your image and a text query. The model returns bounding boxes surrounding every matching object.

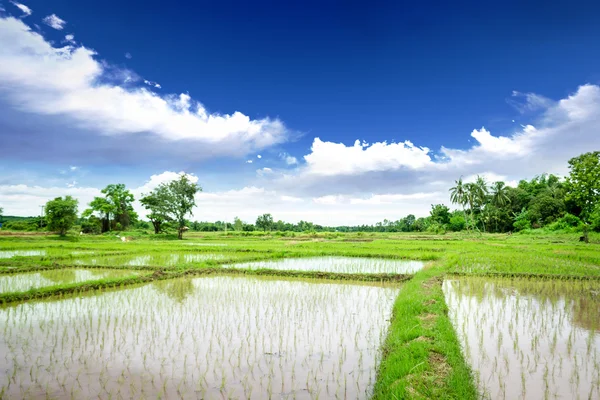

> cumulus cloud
[42,14,66,30]
[135,171,199,195]
[304,138,432,175]
[64,34,75,44]
[0,17,288,157]
[10,2,31,17]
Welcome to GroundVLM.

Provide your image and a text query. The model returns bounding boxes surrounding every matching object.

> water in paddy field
[0,276,399,399]
[0,269,141,293]
[73,252,225,267]
[0,250,46,258]
[443,278,600,400]
[225,256,424,274]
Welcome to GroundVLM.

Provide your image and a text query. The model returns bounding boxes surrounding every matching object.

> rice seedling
[444,277,600,400]
[0,275,399,399]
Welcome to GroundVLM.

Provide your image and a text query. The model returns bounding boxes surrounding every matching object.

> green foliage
[45,196,78,236]
[429,204,451,226]
[565,151,600,221]
[513,209,532,232]
[255,213,274,231]
[85,184,137,232]
[448,213,466,232]
[590,204,600,232]
[233,216,243,231]
[547,213,583,232]
[141,174,201,239]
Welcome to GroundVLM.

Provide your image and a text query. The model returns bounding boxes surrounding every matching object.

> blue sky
[1,0,600,224]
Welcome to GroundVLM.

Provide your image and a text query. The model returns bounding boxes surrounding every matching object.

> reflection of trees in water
[572,296,600,332]
[153,278,196,303]
[39,269,77,284]
[449,278,600,332]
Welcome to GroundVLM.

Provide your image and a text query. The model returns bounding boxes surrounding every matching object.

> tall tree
[565,151,600,242]
[233,216,243,231]
[565,151,600,220]
[490,181,510,208]
[84,184,137,232]
[140,192,171,234]
[256,213,274,231]
[449,177,469,229]
[45,196,78,236]
[142,174,201,239]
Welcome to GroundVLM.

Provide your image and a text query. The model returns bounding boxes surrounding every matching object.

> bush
[547,213,583,232]
[3,221,38,231]
[448,215,466,232]
[513,218,531,232]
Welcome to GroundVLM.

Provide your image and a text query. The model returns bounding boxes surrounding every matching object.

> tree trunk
[152,220,160,234]
[178,227,183,240]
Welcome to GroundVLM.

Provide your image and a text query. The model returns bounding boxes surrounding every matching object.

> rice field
[444,277,600,400]
[0,230,599,399]
[0,250,46,259]
[0,275,399,399]
[0,268,142,293]
[72,252,226,267]
[224,257,424,274]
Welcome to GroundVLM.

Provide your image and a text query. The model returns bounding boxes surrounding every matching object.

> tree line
[1,151,598,238]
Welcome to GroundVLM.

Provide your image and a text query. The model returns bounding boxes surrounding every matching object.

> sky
[1,0,600,225]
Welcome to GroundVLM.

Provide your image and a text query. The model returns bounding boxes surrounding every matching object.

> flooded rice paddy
[73,252,225,267]
[226,256,424,274]
[444,277,600,400]
[0,275,399,399]
[0,269,142,293]
[0,250,46,259]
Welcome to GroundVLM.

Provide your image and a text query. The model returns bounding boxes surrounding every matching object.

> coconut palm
[449,177,469,230]
[491,181,510,208]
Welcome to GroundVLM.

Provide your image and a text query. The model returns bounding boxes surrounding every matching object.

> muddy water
[226,256,424,274]
[443,278,600,400]
[0,275,399,399]
[0,268,141,293]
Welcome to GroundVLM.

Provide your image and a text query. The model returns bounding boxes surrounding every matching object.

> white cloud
[304,138,432,175]
[143,79,161,89]
[125,52,132,59]
[42,14,66,30]
[257,155,262,159]
[246,160,253,164]
[280,152,298,165]
[0,17,288,156]
[135,171,199,196]
[10,2,31,17]
[69,165,78,171]
[256,167,273,177]
[66,180,78,188]
[64,34,75,44]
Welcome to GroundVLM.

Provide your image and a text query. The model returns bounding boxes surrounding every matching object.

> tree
[233,217,243,231]
[0,206,3,223]
[45,196,78,236]
[256,213,274,231]
[565,151,600,221]
[149,175,201,239]
[84,184,137,232]
[450,177,469,230]
[140,192,171,234]
[429,204,451,225]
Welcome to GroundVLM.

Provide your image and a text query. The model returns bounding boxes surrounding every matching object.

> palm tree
[491,181,510,208]
[490,181,510,232]
[449,177,469,230]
